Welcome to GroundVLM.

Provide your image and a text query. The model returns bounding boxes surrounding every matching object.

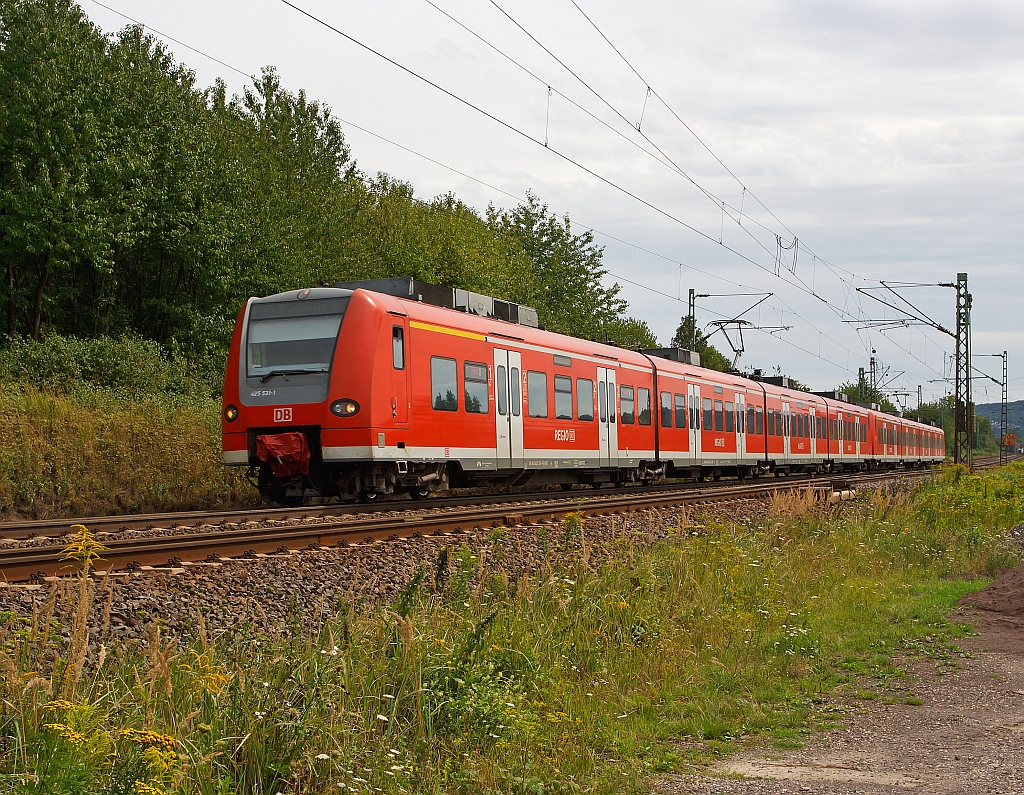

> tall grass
[1,465,1022,794]
[0,385,253,519]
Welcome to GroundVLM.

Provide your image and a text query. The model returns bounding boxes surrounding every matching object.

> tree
[489,192,632,341]
[670,315,732,371]
[0,0,109,338]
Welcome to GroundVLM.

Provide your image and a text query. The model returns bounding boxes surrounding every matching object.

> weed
[2,468,1023,793]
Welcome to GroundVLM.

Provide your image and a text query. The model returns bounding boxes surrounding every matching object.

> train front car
[222,287,362,505]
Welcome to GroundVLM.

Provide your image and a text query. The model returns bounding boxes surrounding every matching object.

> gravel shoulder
[659,571,1024,795]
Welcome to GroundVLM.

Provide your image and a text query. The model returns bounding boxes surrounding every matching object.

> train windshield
[246,297,348,378]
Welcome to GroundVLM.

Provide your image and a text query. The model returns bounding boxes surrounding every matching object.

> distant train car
[221,279,945,504]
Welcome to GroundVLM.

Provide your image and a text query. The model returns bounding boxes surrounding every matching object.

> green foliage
[837,380,897,413]
[0,383,252,519]
[0,4,650,358]
[4,467,1023,792]
[0,333,222,399]
[670,315,731,371]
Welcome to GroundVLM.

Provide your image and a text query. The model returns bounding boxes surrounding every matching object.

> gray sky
[85,0,1024,405]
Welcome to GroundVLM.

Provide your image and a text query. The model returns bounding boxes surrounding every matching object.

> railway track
[0,469,933,583]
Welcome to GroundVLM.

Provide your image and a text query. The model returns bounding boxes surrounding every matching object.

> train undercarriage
[250,456,934,506]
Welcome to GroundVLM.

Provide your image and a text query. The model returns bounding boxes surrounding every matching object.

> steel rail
[4,457,988,542]
[0,469,932,583]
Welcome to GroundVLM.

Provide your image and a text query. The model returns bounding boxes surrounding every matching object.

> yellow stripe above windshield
[409,320,486,341]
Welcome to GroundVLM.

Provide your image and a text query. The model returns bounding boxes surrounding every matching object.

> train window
[246,297,348,377]
[703,398,714,431]
[392,326,405,369]
[660,392,672,428]
[598,381,607,423]
[767,409,775,436]
[496,365,508,416]
[510,367,521,417]
[675,394,687,429]
[527,371,548,418]
[724,402,734,433]
[747,406,755,434]
[805,415,811,438]
[431,357,458,411]
[464,362,489,414]
[637,388,651,426]
[577,379,594,421]
[620,385,635,425]
[554,376,573,420]
[690,399,698,430]
[755,406,763,435]
[778,411,785,437]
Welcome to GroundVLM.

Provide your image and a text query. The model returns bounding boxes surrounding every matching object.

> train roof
[289,284,943,435]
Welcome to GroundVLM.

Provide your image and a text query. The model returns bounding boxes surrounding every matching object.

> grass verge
[0,384,254,519]
[1,464,1022,794]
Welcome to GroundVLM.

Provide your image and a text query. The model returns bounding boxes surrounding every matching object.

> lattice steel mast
[953,273,972,468]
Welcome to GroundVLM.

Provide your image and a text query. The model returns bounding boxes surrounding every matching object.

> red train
[221,278,945,504]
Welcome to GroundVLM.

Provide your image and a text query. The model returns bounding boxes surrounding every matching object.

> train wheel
[409,488,431,500]
[560,483,574,491]
[358,490,381,504]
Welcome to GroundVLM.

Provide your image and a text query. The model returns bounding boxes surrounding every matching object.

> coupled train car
[221,278,945,504]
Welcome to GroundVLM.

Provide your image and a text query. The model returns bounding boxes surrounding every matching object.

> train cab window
[620,385,635,425]
[577,379,594,421]
[724,401,734,432]
[675,394,687,429]
[496,365,508,416]
[637,388,651,426]
[392,326,405,369]
[660,392,672,428]
[527,371,548,418]
[431,357,458,411]
[464,362,489,414]
[755,406,764,435]
[598,381,607,423]
[554,376,573,420]
[510,367,521,417]
[703,398,714,431]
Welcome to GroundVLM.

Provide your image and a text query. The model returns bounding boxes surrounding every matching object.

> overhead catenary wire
[567,0,875,290]
[85,0,949,395]
[279,0,917,373]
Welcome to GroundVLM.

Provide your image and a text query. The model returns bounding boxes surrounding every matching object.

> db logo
[273,408,293,423]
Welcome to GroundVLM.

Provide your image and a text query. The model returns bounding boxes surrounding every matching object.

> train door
[390,320,410,427]
[782,401,791,461]
[493,349,524,469]
[688,383,701,464]
[736,392,746,462]
[597,367,618,468]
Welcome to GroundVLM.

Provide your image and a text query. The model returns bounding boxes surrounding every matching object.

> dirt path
[658,575,1024,794]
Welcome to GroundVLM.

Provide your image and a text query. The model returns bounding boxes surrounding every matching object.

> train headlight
[224,404,239,422]
[330,399,360,417]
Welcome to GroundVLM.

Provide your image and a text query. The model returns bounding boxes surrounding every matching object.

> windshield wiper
[259,369,326,383]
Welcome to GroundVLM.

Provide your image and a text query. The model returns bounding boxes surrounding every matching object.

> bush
[0,334,224,400]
